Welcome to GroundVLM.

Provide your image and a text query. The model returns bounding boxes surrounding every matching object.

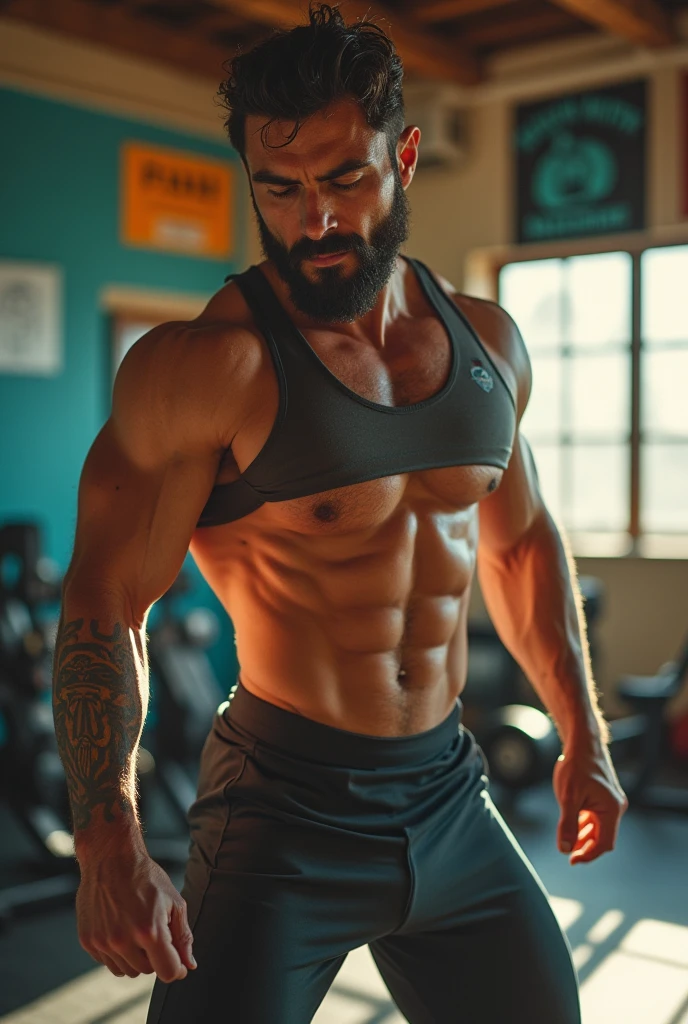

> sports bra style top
[196,256,517,528]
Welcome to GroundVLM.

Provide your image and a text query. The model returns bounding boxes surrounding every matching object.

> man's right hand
[76,852,197,982]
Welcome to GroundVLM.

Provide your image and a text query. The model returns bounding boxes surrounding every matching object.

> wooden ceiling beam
[548,0,676,47]
[2,0,230,79]
[460,7,584,47]
[406,0,520,26]
[212,0,483,85]
[126,1,248,35]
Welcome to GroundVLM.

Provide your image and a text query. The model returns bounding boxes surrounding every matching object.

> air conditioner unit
[403,83,469,170]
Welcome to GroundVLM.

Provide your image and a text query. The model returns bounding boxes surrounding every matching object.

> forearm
[477,508,609,749]
[52,580,149,862]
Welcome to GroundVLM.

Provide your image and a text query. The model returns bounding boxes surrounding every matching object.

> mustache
[289,234,364,264]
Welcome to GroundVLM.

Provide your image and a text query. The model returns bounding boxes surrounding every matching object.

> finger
[571,823,598,861]
[97,954,126,978]
[598,801,625,849]
[169,901,197,971]
[589,806,622,856]
[141,927,187,984]
[112,940,156,976]
[572,820,595,851]
[570,811,618,863]
[557,806,583,854]
[95,947,141,978]
[581,806,620,854]
[571,837,598,864]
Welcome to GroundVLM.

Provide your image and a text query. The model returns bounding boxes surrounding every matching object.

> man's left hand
[552,740,628,865]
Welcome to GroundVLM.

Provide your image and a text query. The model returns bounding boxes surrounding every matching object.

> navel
[313,502,339,523]
[487,477,498,493]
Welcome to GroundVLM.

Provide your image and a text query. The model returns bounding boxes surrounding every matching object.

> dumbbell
[476,705,562,790]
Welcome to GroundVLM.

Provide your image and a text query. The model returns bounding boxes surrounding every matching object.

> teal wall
[0,85,245,689]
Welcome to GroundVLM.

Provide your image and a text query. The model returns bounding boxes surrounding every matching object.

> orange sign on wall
[121,143,234,258]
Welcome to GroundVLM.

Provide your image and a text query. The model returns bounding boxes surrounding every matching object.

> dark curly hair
[218,2,405,162]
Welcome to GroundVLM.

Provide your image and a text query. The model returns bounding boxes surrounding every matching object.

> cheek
[257,202,292,243]
[358,178,395,236]
[378,174,395,205]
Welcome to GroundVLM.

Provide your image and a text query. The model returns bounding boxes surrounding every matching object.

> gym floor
[1,781,687,1024]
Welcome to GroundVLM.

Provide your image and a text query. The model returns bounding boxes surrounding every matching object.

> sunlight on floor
[1,900,687,1023]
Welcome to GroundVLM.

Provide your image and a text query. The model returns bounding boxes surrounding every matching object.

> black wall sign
[514,80,647,244]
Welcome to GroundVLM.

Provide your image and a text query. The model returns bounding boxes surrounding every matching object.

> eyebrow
[251,158,372,187]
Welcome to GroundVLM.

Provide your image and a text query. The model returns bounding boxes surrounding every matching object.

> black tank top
[197,257,516,528]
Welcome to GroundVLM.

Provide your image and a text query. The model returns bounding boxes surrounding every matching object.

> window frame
[494,239,688,559]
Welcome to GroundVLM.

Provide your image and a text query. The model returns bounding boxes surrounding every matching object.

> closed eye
[267,179,362,199]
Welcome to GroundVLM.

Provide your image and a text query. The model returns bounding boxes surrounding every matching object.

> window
[498,245,688,557]
[640,247,688,543]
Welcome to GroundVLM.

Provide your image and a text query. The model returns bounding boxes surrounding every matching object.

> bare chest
[214,313,507,535]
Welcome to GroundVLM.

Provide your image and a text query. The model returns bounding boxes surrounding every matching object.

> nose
[300,189,338,240]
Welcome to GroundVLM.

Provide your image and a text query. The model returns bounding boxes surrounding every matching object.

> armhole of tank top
[231,270,289,459]
[409,258,517,414]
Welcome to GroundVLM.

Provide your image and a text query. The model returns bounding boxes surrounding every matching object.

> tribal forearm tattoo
[53,616,143,833]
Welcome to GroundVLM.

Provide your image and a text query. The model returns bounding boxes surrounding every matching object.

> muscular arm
[460,297,609,748]
[477,456,609,748]
[53,321,250,859]
[444,292,628,866]
[53,610,145,838]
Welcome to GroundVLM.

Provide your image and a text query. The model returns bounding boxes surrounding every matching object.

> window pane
[642,349,688,438]
[642,245,688,344]
[499,259,563,352]
[521,355,563,439]
[569,351,630,439]
[641,444,688,532]
[568,445,629,531]
[567,252,632,349]
[528,442,563,523]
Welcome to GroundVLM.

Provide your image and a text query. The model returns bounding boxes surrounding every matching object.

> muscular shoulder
[113,290,263,461]
[428,268,531,418]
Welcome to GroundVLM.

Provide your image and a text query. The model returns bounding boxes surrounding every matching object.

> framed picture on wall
[514,80,647,244]
[0,261,63,375]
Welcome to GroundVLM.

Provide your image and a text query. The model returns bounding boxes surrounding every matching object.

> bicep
[66,422,218,620]
[477,431,546,560]
[66,337,221,619]
[466,300,547,557]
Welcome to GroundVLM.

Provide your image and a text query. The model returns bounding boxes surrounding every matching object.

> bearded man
[53,5,626,1022]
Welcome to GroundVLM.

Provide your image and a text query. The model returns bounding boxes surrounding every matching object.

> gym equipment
[146,570,226,829]
[613,631,688,812]
[476,625,688,813]
[477,704,562,793]
[0,522,78,925]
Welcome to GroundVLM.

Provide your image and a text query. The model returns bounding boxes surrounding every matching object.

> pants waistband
[221,678,463,770]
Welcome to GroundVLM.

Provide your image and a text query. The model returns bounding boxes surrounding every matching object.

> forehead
[244,97,386,172]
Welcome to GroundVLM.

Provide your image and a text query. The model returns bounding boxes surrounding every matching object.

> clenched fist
[76,852,197,983]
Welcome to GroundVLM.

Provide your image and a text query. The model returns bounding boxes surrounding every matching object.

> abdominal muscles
[190,467,489,736]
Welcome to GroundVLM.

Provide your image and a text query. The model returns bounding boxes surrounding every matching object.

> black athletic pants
[146,679,581,1023]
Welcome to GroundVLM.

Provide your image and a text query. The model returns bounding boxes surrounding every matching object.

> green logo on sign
[532,132,617,208]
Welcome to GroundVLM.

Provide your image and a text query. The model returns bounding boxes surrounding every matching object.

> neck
[260,255,410,349]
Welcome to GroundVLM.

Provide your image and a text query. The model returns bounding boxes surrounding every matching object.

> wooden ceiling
[1,0,687,87]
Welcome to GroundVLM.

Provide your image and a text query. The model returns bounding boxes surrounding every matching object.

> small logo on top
[470,359,494,393]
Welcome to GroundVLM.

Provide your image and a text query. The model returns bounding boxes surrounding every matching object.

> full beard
[252,172,410,323]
